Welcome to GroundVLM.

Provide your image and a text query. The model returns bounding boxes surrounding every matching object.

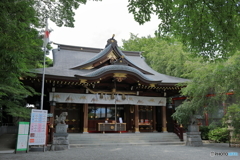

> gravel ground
[0,143,239,160]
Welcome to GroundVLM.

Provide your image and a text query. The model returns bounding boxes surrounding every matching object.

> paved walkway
[0,143,239,160]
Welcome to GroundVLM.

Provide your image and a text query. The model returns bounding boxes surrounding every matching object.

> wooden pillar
[204,106,209,126]
[83,103,89,134]
[205,112,209,126]
[162,106,167,132]
[134,105,140,133]
[50,105,55,124]
[49,105,55,143]
[153,106,157,132]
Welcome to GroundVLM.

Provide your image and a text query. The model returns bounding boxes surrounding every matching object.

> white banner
[29,109,48,146]
[50,92,166,106]
[16,122,29,152]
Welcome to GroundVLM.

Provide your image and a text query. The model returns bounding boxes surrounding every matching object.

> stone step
[0,134,17,153]
[69,137,180,140]
[68,132,182,145]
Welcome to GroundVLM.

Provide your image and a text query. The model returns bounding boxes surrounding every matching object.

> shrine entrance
[51,93,167,133]
[87,104,125,132]
[87,104,157,133]
[53,102,167,133]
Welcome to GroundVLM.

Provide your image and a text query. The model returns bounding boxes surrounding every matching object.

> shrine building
[23,37,188,133]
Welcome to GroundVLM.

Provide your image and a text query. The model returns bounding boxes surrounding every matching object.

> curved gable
[70,38,153,75]
[74,65,162,85]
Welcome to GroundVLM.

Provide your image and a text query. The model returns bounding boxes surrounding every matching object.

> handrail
[173,122,184,141]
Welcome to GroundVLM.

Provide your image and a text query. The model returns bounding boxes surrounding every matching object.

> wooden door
[125,105,134,132]
[156,106,162,132]
[54,103,83,133]
[139,106,153,132]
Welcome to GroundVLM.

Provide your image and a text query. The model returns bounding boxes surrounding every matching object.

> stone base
[51,135,70,151]
[50,144,70,151]
[188,125,199,132]
[53,133,68,137]
[55,124,68,133]
[186,131,203,147]
[52,139,69,145]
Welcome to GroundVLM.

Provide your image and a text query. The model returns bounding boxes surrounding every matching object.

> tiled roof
[71,44,112,69]
[75,65,161,83]
[33,42,189,84]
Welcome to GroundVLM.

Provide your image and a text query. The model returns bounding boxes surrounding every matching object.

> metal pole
[40,18,48,110]
[114,81,117,131]
[115,95,117,131]
[40,48,46,110]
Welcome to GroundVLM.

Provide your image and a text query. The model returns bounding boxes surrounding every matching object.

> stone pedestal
[186,125,203,147]
[51,124,70,151]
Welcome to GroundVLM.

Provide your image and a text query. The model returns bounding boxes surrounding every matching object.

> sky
[49,0,160,49]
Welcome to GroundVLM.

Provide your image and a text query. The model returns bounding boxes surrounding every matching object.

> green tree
[126,1,240,133]
[127,0,240,59]
[37,56,53,68]
[0,0,92,122]
[121,34,203,78]
[172,52,240,133]
[34,0,101,27]
[223,104,240,134]
[0,1,43,121]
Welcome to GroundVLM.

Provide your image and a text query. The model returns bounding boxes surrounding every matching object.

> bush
[200,126,210,140]
[208,127,229,143]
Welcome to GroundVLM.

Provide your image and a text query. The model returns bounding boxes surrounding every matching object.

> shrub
[208,127,229,143]
[199,126,210,140]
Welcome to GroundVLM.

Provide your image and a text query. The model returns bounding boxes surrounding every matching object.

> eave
[74,65,162,85]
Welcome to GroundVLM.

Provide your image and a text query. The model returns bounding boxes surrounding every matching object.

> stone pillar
[134,105,140,133]
[161,106,167,132]
[51,124,70,151]
[51,112,69,151]
[153,106,157,132]
[83,103,88,134]
[186,124,203,147]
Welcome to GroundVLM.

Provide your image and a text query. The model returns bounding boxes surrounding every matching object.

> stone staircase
[69,132,185,146]
[0,134,17,153]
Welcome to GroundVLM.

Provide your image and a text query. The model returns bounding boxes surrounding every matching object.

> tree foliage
[208,127,229,143]
[121,33,240,133]
[0,1,43,120]
[0,0,91,121]
[128,0,240,59]
[121,33,203,78]
[126,0,240,133]
[34,0,101,27]
[34,0,86,27]
[223,104,240,134]
[172,52,240,133]
[0,0,99,121]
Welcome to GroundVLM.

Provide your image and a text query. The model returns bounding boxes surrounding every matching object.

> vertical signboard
[16,122,30,152]
[29,109,48,146]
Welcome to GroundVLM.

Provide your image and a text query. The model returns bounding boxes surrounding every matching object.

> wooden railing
[0,125,18,136]
[173,123,184,141]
